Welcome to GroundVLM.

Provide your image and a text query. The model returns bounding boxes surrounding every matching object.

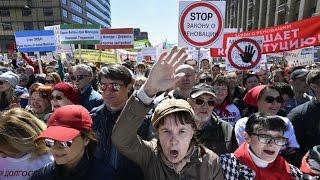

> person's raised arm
[112,47,187,166]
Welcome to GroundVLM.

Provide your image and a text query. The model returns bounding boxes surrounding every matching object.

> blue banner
[15,30,56,52]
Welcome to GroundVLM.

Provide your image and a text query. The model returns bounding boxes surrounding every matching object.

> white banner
[60,29,100,42]
[187,48,210,61]
[284,48,314,67]
[45,25,75,53]
[141,47,158,57]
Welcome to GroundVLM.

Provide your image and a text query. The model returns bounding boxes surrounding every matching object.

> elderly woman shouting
[112,47,224,180]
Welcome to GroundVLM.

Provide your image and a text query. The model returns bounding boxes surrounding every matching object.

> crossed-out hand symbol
[240,45,256,63]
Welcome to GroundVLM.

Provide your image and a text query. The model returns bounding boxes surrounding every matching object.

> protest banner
[210,28,238,57]
[141,47,158,58]
[74,49,118,63]
[222,16,320,56]
[116,49,137,61]
[45,25,75,53]
[178,1,225,48]
[97,28,134,49]
[187,48,210,61]
[284,47,314,67]
[60,24,100,45]
[15,30,56,52]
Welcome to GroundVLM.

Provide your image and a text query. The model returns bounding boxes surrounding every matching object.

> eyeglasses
[199,78,213,83]
[50,95,64,101]
[71,75,89,81]
[44,139,73,148]
[264,96,284,104]
[100,82,123,92]
[194,98,215,106]
[251,133,288,146]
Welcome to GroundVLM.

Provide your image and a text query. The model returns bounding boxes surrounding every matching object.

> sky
[110,0,179,46]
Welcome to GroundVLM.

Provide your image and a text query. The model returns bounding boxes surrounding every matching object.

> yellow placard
[74,49,119,63]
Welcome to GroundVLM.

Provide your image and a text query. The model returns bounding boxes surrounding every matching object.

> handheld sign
[178,1,225,48]
[15,30,56,52]
[60,24,100,45]
[227,37,263,71]
[97,28,134,49]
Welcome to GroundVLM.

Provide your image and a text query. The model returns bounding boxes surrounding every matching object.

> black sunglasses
[265,96,284,104]
[251,133,288,146]
[71,75,89,81]
[50,95,64,101]
[194,98,215,106]
[199,78,213,83]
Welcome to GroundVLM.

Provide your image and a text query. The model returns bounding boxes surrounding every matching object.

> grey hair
[175,64,195,74]
[73,64,93,77]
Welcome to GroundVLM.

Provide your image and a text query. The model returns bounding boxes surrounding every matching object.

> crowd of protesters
[0,48,319,179]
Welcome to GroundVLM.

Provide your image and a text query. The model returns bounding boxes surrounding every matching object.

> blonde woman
[0,108,53,180]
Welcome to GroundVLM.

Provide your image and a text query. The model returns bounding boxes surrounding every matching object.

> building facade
[0,0,111,52]
[224,0,320,32]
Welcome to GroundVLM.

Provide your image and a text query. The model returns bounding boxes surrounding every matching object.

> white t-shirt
[234,116,300,148]
[214,104,241,127]
[0,153,53,180]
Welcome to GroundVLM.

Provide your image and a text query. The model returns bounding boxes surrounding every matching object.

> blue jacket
[91,103,150,180]
[30,153,116,180]
[80,85,103,111]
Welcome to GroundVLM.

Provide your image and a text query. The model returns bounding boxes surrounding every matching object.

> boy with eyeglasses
[220,112,316,179]
[187,83,238,155]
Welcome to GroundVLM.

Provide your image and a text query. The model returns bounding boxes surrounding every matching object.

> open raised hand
[144,46,188,97]
[240,45,255,63]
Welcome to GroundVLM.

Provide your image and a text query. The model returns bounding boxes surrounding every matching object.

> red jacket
[21,53,40,73]
[234,143,293,180]
[300,153,318,176]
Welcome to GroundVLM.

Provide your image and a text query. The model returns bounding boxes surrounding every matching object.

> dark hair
[80,131,97,158]
[291,66,305,72]
[213,75,232,104]
[306,69,320,86]
[212,64,220,69]
[99,64,133,86]
[274,82,294,99]
[242,73,259,85]
[35,74,46,84]
[245,112,287,135]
